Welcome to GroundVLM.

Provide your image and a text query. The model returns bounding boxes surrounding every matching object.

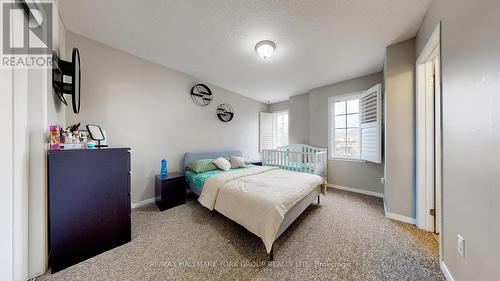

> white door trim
[0,53,15,281]
[1,3,31,280]
[416,22,444,268]
[434,54,442,235]
[416,22,441,232]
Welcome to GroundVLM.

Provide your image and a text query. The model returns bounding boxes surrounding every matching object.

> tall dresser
[48,147,131,273]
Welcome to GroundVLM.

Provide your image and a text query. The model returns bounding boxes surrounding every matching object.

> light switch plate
[457,234,465,257]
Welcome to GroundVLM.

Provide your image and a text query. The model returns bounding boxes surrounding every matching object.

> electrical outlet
[457,234,465,258]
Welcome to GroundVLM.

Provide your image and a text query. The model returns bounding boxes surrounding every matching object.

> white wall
[47,0,66,126]
[65,32,268,203]
[0,1,55,279]
[416,0,500,280]
[28,1,67,277]
[383,38,416,219]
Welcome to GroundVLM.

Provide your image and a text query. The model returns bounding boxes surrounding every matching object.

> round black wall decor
[52,48,81,114]
[216,104,234,122]
[190,84,213,106]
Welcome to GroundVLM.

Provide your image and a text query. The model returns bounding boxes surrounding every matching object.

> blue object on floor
[160,159,168,180]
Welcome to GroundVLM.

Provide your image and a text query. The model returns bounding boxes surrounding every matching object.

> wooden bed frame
[183,150,322,261]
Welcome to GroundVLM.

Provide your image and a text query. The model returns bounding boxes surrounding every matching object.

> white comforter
[198,166,327,253]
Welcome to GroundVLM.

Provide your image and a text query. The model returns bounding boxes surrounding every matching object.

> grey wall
[309,72,385,194]
[268,100,289,112]
[288,94,310,144]
[268,73,384,194]
[65,32,267,203]
[269,94,310,144]
[383,38,416,218]
[416,0,500,280]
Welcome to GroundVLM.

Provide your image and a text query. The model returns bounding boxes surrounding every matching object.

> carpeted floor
[40,189,445,281]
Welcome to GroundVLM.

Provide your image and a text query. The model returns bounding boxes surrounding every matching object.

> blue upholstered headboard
[183,150,242,171]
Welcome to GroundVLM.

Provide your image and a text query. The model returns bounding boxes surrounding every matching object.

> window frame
[272,110,289,148]
[328,92,365,162]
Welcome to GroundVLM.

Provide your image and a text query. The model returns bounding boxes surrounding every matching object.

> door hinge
[430,208,436,216]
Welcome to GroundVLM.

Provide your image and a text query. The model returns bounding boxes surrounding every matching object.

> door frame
[1,2,31,280]
[416,22,442,235]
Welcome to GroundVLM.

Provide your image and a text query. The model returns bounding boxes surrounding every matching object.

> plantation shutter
[360,84,382,163]
[259,112,274,152]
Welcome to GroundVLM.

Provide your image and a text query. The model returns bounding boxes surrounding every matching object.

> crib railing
[262,144,327,177]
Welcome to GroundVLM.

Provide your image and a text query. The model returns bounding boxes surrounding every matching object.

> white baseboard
[440,260,455,281]
[131,197,155,209]
[383,201,416,224]
[328,184,384,198]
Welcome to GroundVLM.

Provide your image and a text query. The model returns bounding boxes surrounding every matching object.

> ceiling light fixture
[255,40,276,60]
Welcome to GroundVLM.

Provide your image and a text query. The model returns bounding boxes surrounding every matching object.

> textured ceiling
[59,0,432,103]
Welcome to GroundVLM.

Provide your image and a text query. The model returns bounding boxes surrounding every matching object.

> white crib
[262,144,327,178]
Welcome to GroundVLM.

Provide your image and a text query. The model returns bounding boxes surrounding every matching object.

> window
[330,96,361,159]
[274,111,289,148]
[328,84,382,163]
[259,111,289,151]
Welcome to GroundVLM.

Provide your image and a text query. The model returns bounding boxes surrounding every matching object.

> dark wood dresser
[48,147,131,273]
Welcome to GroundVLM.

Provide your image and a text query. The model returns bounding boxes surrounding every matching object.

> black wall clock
[216,104,234,122]
[190,84,213,106]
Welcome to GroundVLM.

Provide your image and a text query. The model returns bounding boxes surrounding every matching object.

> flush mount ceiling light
[255,40,276,60]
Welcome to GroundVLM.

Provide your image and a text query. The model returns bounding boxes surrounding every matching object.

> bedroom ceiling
[58,0,432,103]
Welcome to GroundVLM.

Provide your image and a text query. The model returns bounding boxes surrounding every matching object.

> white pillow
[230,156,246,168]
[212,157,231,171]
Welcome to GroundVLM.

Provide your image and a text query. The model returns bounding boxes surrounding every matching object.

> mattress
[198,166,326,252]
[185,164,256,189]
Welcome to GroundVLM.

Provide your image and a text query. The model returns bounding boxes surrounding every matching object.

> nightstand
[252,161,263,166]
[155,172,186,211]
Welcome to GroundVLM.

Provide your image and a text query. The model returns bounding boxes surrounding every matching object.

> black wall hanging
[216,104,234,122]
[190,84,213,106]
[52,48,81,114]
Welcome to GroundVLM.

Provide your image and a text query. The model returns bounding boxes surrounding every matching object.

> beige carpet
[40,189,445,281]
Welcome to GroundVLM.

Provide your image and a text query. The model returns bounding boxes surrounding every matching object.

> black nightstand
[252,161,263,166]
[155,172,186,211]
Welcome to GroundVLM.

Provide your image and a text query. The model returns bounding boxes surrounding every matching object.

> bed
[183,150,327,260]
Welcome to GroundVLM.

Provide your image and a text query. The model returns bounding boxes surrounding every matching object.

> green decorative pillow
[186,159,218,173]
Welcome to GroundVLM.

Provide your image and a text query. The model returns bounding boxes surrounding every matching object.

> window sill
[328,157,366,163]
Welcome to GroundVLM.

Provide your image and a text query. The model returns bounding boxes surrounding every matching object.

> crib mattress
[265,162,319,173]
